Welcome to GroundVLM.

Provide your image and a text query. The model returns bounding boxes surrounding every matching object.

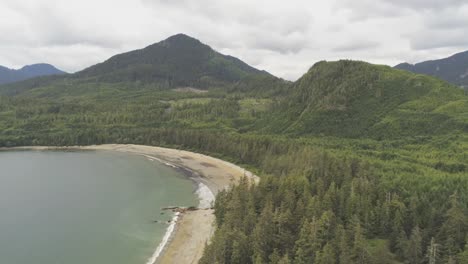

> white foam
[196,182,215,209]
[145,212,180,264]
[141,153,215,263]
[144,184,213,264]
[142,154,177,168]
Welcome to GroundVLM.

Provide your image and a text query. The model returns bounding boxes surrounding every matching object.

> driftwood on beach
[161,206,208,213]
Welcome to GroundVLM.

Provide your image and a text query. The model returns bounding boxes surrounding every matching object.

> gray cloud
[405,5,468,51]
[244,31,308,54]
[0,0,467,80]
[336,0,468,22]
[409,29,468,50]
[382,0,466,10]
[423,7,468,30]
[333,41,379,52]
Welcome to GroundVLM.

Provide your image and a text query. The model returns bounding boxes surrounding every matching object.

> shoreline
[140,153,215,264]
[2,144,258,264]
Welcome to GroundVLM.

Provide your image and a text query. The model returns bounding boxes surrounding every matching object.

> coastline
[2,144,258,264]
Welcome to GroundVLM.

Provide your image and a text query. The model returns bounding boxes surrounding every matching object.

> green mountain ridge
[261,60,468,138]
[1,44,467,140]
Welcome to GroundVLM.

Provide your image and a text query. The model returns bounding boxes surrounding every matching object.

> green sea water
[0,150,198,264]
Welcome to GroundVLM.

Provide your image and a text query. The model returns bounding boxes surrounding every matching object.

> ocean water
[0,150,198,264]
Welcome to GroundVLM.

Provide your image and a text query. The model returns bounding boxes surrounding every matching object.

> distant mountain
[76,33,274,89]
[0,63,66,85]
[395,50,468,87]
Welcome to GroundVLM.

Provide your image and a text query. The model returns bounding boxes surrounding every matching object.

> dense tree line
[202,167,467,263]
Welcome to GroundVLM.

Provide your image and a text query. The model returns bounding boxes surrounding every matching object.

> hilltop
[76,33,272,88]
[260,60,468,138]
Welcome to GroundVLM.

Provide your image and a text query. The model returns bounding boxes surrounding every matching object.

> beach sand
[6,144,258,264]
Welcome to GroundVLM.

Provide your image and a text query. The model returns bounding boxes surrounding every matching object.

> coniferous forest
[0,35,467,263]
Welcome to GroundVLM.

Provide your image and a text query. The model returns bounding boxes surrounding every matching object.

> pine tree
[352,219,369,264]
[439,193,467,255]
[457,241,468,264]
[231,240,244,264]
[316,243,336,264]
[371,242,393,264]
[426,237,440,264]
[278,253,292,264]
[230,232,251,264]
[253,200,275,263]
[269,249,281,264]
[406,226,423,264]
[337,226,352,264]
[294,219,319,264]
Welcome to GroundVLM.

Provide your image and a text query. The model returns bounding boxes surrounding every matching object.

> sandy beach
[4,144,258,264]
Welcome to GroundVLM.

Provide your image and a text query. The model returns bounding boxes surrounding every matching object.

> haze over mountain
[395,50,468,87]
[0,64,66,85]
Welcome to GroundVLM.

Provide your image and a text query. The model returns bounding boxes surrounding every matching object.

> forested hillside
[0,35,466,263]
[261,61,468,138]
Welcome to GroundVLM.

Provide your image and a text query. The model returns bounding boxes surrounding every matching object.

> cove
[0,150,198,264]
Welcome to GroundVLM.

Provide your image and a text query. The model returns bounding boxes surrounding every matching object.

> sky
[1,0,468,80]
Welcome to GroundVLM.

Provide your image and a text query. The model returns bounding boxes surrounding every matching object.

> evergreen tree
[316,243,336,264]
[337,225,352,264]
[278,253,292,264]
[457,241,468,264]
[352,219,369,264]
[253,201,275,263]
[294,219,319,264]
[269,249,281,264]
[426,237,440,264]
[406,226,423,264]
[439,193,467,256]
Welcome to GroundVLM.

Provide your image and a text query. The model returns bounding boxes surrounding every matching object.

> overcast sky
[1,0,467,80]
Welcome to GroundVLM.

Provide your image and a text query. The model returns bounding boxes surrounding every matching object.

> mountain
[75,33,274,88]
[395,50,468,87]
[261,60,468,138]
[0,63,66,85]
[0,34,285,97]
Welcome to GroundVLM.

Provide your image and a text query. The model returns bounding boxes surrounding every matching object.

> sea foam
[145,212,180,264]
[196,182,215,209]
[143,154,215,263]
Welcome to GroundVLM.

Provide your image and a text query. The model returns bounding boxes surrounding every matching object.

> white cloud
[0,0,467,80]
